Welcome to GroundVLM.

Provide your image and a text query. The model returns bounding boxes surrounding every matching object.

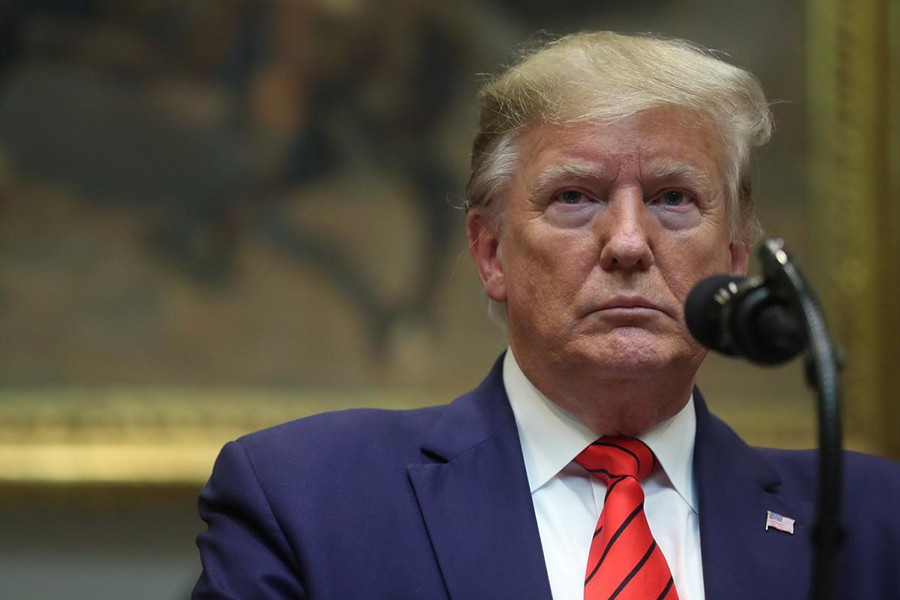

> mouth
[589,295,671,318]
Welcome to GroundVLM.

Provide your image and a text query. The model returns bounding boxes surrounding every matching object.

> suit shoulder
[842,450,900,500]
[232,403,447,468]
[758,446,900,505]
[759,446,900,475]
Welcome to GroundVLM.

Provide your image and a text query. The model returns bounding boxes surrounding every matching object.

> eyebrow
[641,163,715,196]
[528,162,608,202]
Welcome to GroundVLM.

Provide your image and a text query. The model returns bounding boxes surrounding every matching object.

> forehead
[514,107,726,189]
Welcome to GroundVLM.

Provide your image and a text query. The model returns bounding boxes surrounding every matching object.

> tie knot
[574,437,657,483]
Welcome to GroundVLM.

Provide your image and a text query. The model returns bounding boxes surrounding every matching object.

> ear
[466,210,507,302]
[729,241,751,276]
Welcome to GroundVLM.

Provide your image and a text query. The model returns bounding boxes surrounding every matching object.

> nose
[597,192,654,271]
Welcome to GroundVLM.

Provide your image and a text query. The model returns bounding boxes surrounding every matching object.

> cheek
[664,238,735,302]
[507,230,594,306]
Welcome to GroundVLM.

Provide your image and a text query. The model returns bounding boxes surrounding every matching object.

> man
[194,32,900,599]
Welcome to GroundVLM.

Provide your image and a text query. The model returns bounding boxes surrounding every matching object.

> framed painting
[2,0,890,495]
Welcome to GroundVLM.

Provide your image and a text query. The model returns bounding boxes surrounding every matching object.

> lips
[591,295,671,317]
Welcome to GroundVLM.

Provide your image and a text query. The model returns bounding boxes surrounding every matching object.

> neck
[512,352,698,437]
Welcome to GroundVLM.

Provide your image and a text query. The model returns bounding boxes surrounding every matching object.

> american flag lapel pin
[765,510,795,534]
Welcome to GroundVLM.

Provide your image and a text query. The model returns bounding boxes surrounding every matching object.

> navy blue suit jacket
[194,357,900,598]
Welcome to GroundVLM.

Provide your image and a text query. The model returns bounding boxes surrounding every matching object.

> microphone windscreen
[684,274,743,352]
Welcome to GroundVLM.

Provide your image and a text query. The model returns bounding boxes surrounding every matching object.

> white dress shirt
[503,350,705,599]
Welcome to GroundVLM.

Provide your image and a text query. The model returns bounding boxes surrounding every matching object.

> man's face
[469,107,749,384]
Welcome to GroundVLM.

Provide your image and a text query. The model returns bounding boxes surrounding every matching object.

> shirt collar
[503,349,698,512]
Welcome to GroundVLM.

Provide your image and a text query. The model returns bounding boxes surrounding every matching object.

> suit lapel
[694,391,814,600]
[407,358,552,600]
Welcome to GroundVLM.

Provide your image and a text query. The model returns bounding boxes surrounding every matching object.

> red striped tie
[574,437,679,600]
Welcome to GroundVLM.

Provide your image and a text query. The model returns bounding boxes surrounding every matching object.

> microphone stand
[756,238,844,600]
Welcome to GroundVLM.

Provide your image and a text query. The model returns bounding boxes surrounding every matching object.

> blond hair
[465,31,772,242]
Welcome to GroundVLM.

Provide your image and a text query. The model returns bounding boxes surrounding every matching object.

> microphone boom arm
[757,238,844,600]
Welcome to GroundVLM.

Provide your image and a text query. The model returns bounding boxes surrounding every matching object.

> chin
[592,354,675,378]
[569,330,689,377]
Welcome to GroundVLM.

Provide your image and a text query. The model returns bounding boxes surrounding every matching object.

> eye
[657,190,693,207]
[556,189,589,205]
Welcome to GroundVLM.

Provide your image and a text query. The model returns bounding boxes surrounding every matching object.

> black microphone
[685,274,807,365]
[687,240,845,600]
